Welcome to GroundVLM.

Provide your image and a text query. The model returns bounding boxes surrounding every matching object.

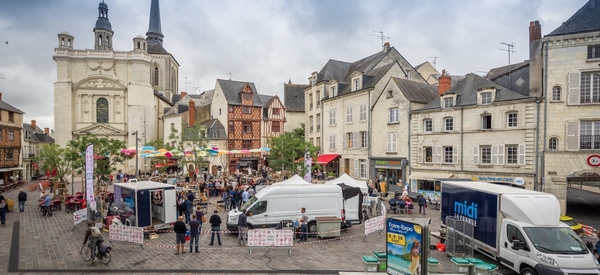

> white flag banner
[85,144,96,211]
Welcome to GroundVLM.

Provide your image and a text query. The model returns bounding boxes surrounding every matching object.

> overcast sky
[0,0,588,130]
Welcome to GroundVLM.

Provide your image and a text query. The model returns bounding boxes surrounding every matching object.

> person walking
[173,216,187,255]
[189,214,201,253]
[209,210,222,246]
[0,199,6,226]
[17,189,27,213]
[222,189,230,211]
[418,194,427,215]
[82,221,102,265]
[237,210,248,245]
[298,207,309,242]
[42,194,52,216]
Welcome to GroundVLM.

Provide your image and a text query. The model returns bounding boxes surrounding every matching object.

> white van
[226,184,363,233]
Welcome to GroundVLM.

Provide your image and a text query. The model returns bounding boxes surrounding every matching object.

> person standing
[183,197,192,224]
[209,210,222,246]
[173,216,187,255]
[42,194,52,216]
[82,221,102,264]
[241,188,249,204]
[298,207,309,242]
[17,189,27,213]
[418,194,427,215]
[232,187,242,209]
[237,210,248,245]
[189,214,201,253]
[0,199,6,226]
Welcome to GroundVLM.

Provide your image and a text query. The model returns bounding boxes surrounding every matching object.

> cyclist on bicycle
[82,221,102,265]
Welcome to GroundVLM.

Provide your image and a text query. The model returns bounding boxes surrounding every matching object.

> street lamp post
[132,131,140,178]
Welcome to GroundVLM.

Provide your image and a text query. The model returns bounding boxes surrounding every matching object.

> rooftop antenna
[192,86,202,94]
[370,30,391,48]
[428,56,439,69]
[500,42,515,89]
[181,76,192,93]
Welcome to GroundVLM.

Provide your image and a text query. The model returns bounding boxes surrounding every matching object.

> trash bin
[464,257,484,265]
[362,255,379,272]
[451,257,473,274]
[316,216,341,238]
[373,251,386,271]
[427,257,439,273]
[475,262,498,275]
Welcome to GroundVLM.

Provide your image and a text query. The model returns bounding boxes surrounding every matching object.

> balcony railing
[580,135,600,149]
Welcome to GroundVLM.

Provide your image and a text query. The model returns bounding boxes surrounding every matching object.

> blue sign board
[441,184,498,249]
[386,218,424,275]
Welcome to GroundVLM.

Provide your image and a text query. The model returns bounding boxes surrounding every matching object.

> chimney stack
[188,100,196,127]
[383,42,390,53]
[31,120,37,130]
[529,20,541,42]
[438,69,452,95]
[44,127,49,135]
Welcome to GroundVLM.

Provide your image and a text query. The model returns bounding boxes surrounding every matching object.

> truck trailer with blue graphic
[441,181,599,275]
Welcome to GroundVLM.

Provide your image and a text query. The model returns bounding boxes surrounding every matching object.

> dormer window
[481,91,493,104]
[329,86,336,97]
[242,93,252,101]
[443,97,454,108]
[352,77,361,91]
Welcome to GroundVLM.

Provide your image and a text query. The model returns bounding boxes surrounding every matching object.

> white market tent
[325,173,368,193]
[272,174,311,185]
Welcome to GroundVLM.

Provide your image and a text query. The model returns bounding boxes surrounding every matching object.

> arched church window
[154,67,159,86]
[96,98,109,123]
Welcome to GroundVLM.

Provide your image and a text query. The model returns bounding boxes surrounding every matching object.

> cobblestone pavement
[0,181,517,274]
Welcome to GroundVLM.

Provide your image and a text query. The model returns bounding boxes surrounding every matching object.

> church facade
[53,0,177,173]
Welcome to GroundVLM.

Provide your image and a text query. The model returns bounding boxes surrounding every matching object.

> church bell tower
[93,1,114,50]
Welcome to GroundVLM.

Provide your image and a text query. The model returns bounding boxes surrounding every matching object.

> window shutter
[453,146,459,164]
[365,132,369,148]
[386,133,390,152]
[565,121,579,151]
[393,133,398,152]
[518,144,526,165]
[342,133,346,149]
[472,145,479,165]
[491,145,498,165]
[417,146,423,163]
[568,72,580,105]
[435,146,442,164]
[353,132,358,148]
[353,159,359,178]
[497,145,505,165]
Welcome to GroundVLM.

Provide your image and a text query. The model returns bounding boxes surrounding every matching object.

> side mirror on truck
[511,239,526,250]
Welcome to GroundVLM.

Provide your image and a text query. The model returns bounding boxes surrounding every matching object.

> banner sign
[364,216,385,235]
[247,229,293,247]
[386,218,424,275]
[109,224,144,245]
[85,144,96,211]
[73,208,88,225]
[303,151,312,183]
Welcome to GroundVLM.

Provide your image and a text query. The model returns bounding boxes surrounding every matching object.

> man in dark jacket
[232,188,242,209]
[209,210,222,246]
[189,214,201,253]
[237,210,248,245]
[173,216,187,255]
[18,189,27,212]
[183,198,192,224]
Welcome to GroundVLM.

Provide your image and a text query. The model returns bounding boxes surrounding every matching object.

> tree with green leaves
[168,123,208,176]
[67,133,132,182]
[267,124,319,177]
[34,143,79,183]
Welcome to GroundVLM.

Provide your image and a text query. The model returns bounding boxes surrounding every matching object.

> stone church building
[53,0,177,172]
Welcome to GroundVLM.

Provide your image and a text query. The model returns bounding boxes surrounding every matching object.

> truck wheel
[308,222,317,236]
[520,267,537,275]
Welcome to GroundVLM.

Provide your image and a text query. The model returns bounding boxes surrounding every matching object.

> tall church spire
[146,0,164,44]
[94,1,113,50]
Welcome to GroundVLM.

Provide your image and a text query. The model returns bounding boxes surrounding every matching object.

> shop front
[316,154,340,179]
[370,158,405,193]
[408,172,454,201]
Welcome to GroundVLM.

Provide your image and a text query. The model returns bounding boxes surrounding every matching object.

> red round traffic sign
[587,154,600,167]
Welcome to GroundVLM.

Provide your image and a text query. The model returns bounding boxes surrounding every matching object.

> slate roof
[486,61,530,97]
[417,73,532,111]
[147,43,170,54]
[316,60,351,83]
[391,77,439,104]
[337,62,396,97]
[283,82,308,112]
[23,123,55,143]
[164,90,214,116]
[260,95,275,120]
[0,100,25,114]
[547,0,600,37]
[200,118,227,140]
[216,79,263,107]
[154,90,173,106]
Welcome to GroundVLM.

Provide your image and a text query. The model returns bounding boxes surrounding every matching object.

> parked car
[560,215,584,236]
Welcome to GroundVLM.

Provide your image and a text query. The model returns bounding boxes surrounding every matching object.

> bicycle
[81,238,112,264]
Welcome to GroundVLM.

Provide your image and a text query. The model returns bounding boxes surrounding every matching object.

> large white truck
[441,181,599,275]
[226,184,363,232]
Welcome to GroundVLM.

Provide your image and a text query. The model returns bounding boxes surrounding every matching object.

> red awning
[317,154,340,164]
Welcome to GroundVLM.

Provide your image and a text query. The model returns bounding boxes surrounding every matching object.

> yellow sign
[387,232,406,246]
[414,225,422,234]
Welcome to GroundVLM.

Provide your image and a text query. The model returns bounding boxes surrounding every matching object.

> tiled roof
[418,73,531,110]
[0,100,25,114]
[283,82,307,112]
[486,61,530,97]
[164,90,214,116]
[547,0,600,36]
[147,43,170,55]
[391,77,439,104]
[200,118,227,140]
[216,79,263,107]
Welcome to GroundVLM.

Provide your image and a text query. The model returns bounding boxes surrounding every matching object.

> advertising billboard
[386,217,429,275]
